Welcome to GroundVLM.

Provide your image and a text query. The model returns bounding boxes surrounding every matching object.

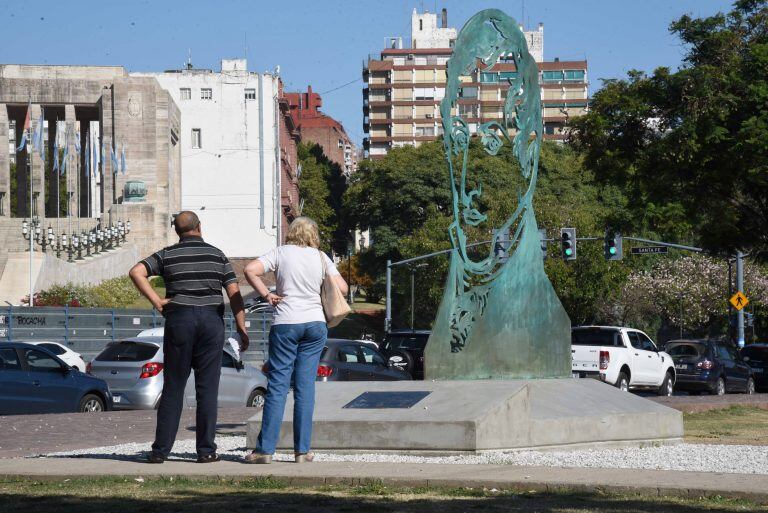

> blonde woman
[243,217,348,464]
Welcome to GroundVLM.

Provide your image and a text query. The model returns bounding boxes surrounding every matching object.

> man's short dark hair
[174,211,200,236]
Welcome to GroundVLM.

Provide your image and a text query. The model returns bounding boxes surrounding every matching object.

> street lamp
[346,241,354,304]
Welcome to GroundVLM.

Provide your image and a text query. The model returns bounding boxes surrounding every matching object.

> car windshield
[665,343,705,357]
[571,329,621,347]
[742,346,768,361]
[384,334,428,350]
[95,341,159,362]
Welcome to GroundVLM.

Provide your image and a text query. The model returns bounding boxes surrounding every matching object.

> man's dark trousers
[151,306,224,458]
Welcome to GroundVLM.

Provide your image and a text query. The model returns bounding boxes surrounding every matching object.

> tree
[571,1,768,257]
[297,142,347,254]
[346,139,636,328]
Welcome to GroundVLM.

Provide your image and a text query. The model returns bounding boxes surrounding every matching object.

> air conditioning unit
[407,54,414,60]
[425,114,433,119]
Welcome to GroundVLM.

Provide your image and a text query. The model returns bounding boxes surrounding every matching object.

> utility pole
[736,250,745,348]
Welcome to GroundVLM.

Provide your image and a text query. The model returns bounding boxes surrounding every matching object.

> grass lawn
[0,477,764,513]
[684,406,768,445]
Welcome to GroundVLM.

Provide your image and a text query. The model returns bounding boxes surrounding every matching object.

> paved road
[1,458,767,503]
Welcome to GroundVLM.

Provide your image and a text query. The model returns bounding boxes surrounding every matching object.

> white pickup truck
[571,326,676,396]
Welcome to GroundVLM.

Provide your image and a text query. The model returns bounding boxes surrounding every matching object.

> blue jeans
[256,321,327,455]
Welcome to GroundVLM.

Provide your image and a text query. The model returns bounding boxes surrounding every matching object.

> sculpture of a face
[438,9,543,352]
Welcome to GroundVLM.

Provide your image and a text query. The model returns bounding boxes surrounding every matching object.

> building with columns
[0,64,181,301]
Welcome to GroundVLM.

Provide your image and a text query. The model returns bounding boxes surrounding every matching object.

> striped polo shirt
[140,236,237,311]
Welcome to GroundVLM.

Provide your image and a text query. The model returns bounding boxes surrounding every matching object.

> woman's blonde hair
[285,216,321,248]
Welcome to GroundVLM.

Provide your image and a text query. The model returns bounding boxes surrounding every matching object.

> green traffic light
[609,247,617,255]
[565,248,573,256]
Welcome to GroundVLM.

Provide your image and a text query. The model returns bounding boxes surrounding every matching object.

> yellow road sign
[730,291,749,311]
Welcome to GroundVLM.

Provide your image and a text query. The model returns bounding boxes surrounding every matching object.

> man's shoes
[295,453,314,463]
[243,452,272,464]
[146,453,165,464]
[197,453,221,463]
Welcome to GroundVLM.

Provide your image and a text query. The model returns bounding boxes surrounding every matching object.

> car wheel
[79,394,105,413]
[615,372,629,392]
[247,389,266,409]
[746,377,756,395]
[711,377,726,396]
[657,372,674,396]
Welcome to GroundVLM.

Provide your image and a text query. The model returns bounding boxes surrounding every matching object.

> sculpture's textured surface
[425,9,571,380]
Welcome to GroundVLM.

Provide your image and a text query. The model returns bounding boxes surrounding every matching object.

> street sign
[631,246,669,255]
[730,291,749,311]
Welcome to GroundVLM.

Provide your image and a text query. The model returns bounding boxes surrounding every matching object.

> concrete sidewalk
[1,457,767,503]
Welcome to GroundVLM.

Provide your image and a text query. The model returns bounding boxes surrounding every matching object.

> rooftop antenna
[186,49,192,70]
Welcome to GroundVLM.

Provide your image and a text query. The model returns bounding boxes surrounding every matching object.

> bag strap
[318,249,327,281]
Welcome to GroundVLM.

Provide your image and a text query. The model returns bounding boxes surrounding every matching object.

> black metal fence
[0,306,271,363]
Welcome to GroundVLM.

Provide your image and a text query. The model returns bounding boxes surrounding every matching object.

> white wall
[134,60,279,258]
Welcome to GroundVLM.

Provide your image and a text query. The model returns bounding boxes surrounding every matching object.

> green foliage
[36,277,140,308]
[346,139,635,329]
[297,142,347,254]
[571,1,768,257]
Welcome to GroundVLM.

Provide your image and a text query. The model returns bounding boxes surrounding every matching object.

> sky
[1,0,735,146]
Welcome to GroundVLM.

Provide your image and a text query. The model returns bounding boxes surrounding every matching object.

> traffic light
[560,228,576,260]
[604,230,623,261]
[539,228,547,259]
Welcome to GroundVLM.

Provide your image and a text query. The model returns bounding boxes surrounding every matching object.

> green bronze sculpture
[425,9,571,380]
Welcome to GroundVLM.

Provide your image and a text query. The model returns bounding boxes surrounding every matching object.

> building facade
[284,86,357,177]
[363,9,588,157]
[0,64,181,256]
[137,59,298,258]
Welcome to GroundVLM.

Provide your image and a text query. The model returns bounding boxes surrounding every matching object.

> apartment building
[362,9,588,157]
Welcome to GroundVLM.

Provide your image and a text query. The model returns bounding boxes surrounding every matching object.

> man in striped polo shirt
[129,211,249,464]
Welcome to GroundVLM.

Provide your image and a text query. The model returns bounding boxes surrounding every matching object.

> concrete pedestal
[246,379,683,453]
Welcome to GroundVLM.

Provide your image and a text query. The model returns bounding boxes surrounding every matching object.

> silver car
[88,336,267,410]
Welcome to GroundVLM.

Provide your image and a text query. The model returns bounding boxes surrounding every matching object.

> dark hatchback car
[664,339,755,395]
[740,344,768,392]
[316,339,411,381]
[0,342,113,415]
[380,330,431,380]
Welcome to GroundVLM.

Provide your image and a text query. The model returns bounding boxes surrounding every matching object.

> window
[244,88,256,100]
[221,351,236,369]
[95,342,159,362]
[39,343,66,356]
[191,128,202,149]
[564,70,586,81]
[499,71,518,82]
[414,88,434,100]
[638,333,657,352]
[480,72,498,83]
[627,332,643,350]
[571,329,622,347]
[200,88,213,100]
[339,345,361,363]
[179,88,191,100]
[24,349,62,373]
[459,86,478,99]
[359,346,386,366]
[717,345,733,361]
[0,348,21,371]
[415,125,435,136]
[542,71,564,82]
[458,104,478,117]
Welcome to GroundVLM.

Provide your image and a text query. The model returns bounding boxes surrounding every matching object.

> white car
[571,326,676,396]
[27,341,87,371]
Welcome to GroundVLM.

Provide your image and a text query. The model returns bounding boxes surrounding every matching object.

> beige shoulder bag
[319,250,351,328]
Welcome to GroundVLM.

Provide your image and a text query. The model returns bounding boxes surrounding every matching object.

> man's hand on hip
[237,329,250,352]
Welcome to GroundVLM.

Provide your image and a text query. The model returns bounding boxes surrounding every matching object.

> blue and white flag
[74,131,81,155]
[60,126,69,176]
[120,143,127,175]
[101,140,106,175]
[90,132,98,177]
[85,137,91,178]
[16,101,31,152]
[110,143,118,174]
[32,110,45,161]
[52,133,60,175]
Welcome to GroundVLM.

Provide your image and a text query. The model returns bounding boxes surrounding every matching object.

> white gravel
[41,436,768,475]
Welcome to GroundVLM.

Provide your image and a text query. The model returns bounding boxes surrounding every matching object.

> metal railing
[0,306,271,363]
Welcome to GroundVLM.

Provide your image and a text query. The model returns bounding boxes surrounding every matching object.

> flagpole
[55,118,60,236]
[28,105,34,307]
